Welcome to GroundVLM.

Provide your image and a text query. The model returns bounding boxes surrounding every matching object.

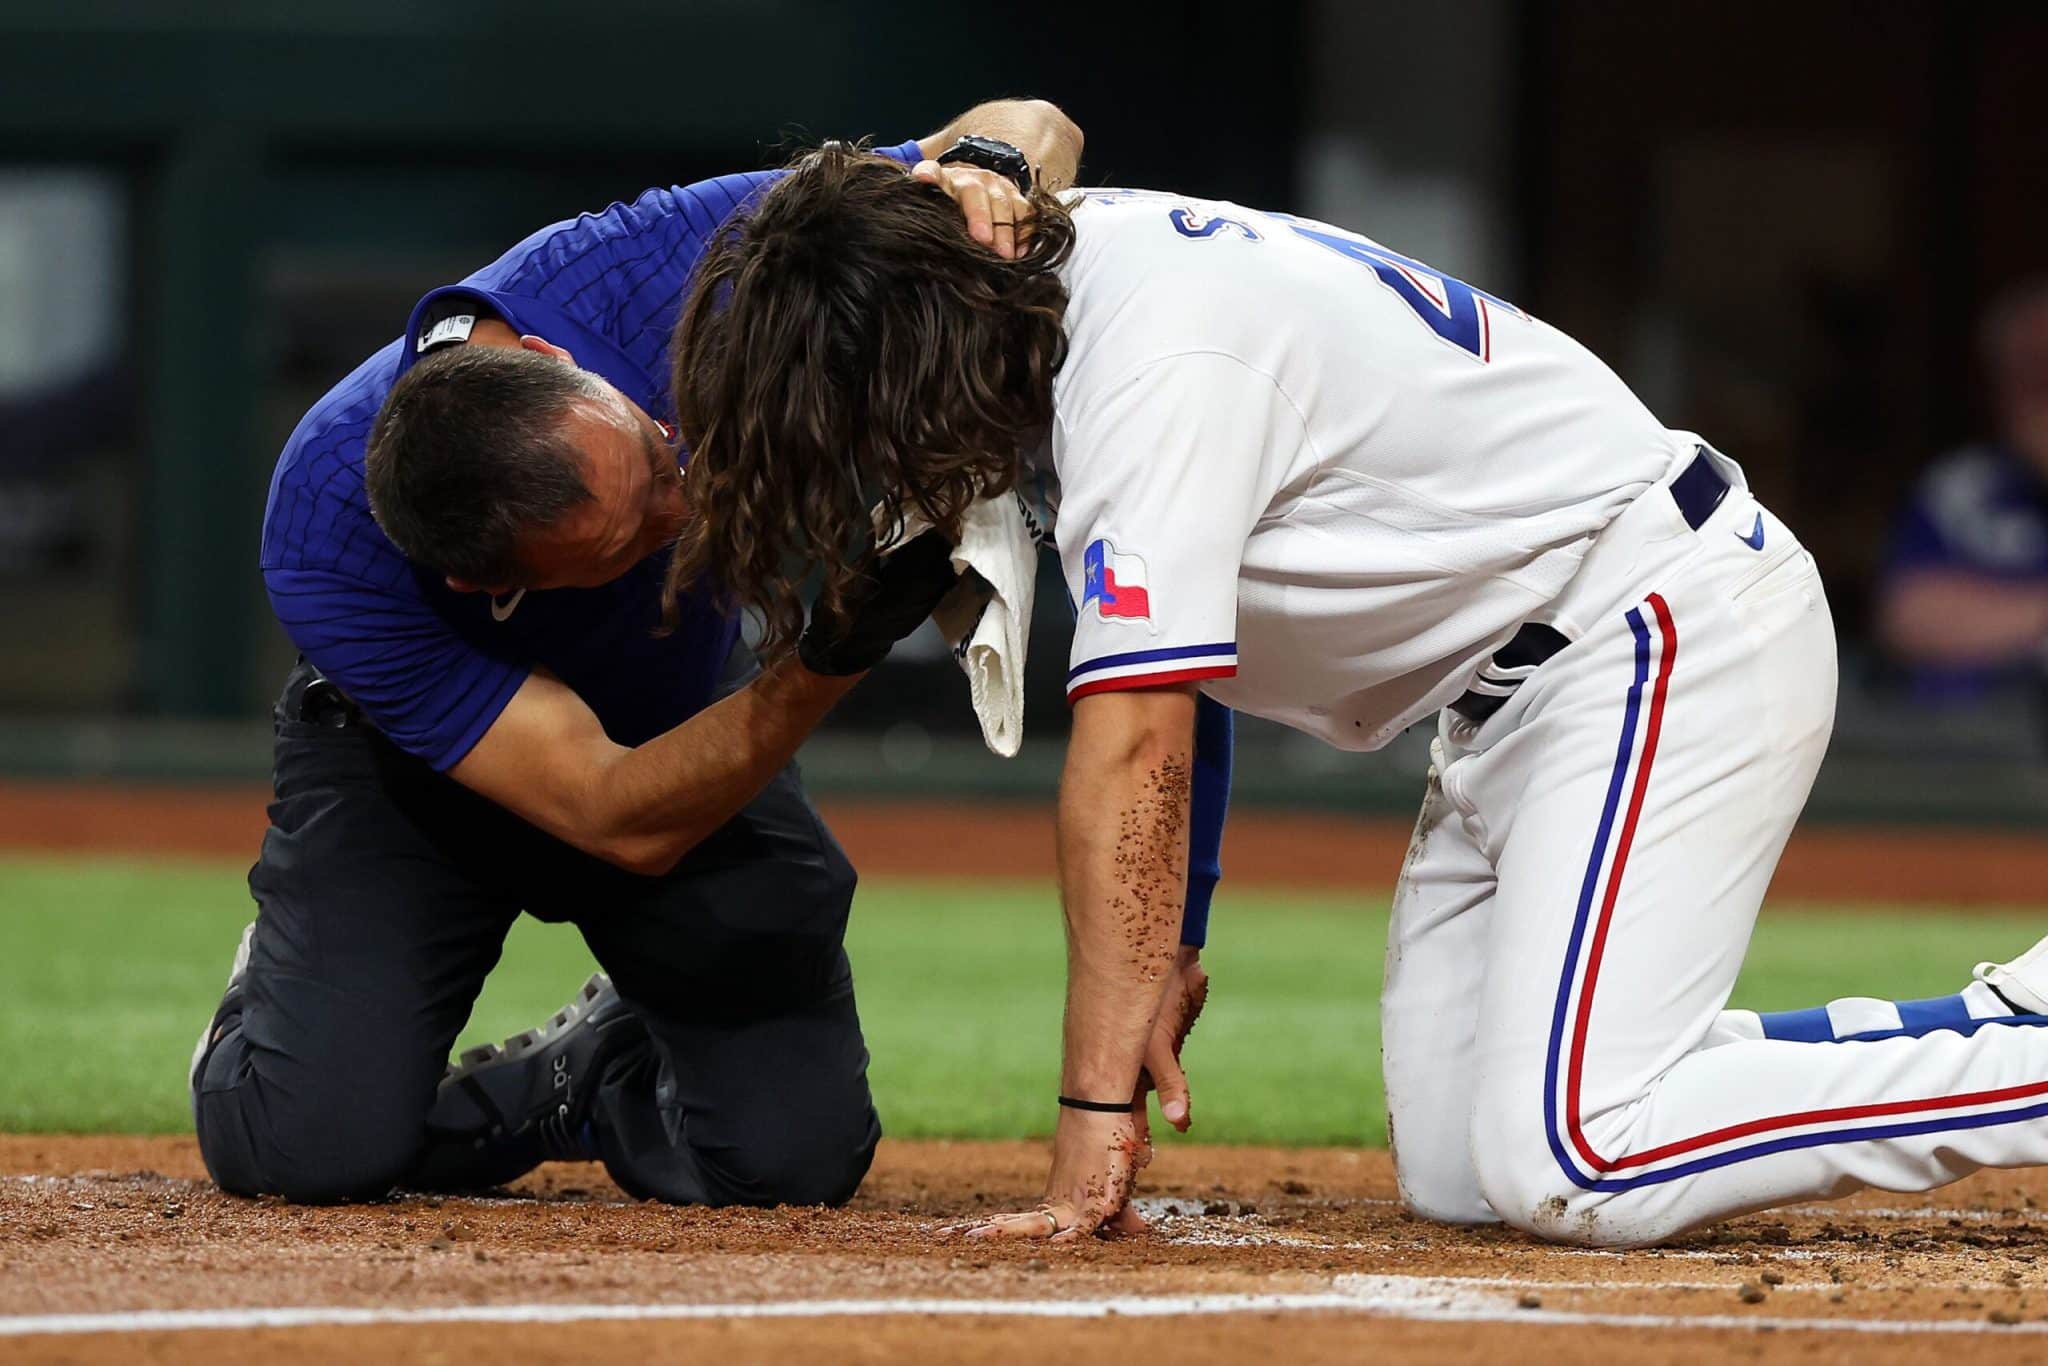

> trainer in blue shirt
[189,100,1087,1210]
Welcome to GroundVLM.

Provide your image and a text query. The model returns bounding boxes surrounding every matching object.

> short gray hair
[365,346,610,583]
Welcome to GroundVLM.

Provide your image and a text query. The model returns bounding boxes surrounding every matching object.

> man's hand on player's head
[912,160,1033,260]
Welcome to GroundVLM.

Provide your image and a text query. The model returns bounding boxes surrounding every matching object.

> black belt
[1667,446,1734,532]
[286,664,365,730]
[1449,448,1729,726]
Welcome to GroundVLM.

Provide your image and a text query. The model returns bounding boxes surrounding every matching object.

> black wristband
[795,530,960,676]
[1058,1094,1136,1113]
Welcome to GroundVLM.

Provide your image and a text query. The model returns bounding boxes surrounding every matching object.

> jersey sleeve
[264,566,528,771]
[430,141,927,383]
[1056,353,1295,701]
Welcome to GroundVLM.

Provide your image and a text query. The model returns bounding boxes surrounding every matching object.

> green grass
[1,855,2040,1145]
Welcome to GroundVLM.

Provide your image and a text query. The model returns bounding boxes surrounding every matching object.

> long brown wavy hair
[665,142,1074,655]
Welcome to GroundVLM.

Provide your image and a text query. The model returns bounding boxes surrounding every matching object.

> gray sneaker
[189,921,255,1094]
[411,974,644,1191]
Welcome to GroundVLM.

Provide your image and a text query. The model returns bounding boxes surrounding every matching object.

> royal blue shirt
[259,142,924,770]
[1885,443,2048,696]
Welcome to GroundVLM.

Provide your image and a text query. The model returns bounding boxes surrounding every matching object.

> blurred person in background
[1879,279,2048,701]
[187,99,1082,1210]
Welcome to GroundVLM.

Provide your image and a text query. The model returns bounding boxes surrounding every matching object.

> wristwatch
[936,135,1034,194]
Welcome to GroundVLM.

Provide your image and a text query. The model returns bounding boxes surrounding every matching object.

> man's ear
[445,576,487,594]
[519,334,576,364]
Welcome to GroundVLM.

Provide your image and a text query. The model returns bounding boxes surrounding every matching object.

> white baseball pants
[1381,462,2048,1246]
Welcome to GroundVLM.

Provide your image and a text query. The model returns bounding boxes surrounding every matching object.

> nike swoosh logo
[1735,514,1765,551]
[489,588,527,622]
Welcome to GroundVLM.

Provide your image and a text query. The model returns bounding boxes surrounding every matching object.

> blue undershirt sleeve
[1062,568,1231,946]
[1183,695,1234,948]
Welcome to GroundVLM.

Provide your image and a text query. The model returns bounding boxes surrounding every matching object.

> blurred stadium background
[1,0,2044,815]
[3,0,2047,1141]
[13,16,2048,1366]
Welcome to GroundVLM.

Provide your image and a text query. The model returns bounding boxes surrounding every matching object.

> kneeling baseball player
[664,147,2048,1247]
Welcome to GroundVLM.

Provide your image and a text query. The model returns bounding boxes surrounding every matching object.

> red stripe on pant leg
[1566,593,2048,1174]
[1565,592,1678,1174]
[1603,1078,2048,1170]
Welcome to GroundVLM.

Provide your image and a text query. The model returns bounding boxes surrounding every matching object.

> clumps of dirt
[8,1135,2048,1358]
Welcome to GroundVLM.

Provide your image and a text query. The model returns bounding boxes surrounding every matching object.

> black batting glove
[797,529,962,677]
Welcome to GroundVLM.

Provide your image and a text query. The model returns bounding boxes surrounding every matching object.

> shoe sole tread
[441,973,612,1082]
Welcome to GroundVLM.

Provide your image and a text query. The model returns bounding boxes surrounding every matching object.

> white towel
[905,492,1041,757]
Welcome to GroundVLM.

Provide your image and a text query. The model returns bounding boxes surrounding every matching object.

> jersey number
[1285,221,1521,362]
[1170,207,1262,241]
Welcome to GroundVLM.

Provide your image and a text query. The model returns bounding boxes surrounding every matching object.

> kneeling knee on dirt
[1465,1100,1698,1248]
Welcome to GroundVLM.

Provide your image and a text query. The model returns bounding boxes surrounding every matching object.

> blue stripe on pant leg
[1757,995,2048,1045]
[1894,994,1982,1037]
[1757,1006,1836,1042]
[1542,608,1652,1192]
[1844,1003,2048,1043]
[1583,1098,2048,1192]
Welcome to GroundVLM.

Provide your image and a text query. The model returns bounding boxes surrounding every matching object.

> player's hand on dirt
[1139,946,1209,1133]
[941,1106,1151,1243]
[913,160,1032,260]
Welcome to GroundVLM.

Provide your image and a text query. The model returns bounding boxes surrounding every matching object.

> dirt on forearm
[1106,751,1192,983]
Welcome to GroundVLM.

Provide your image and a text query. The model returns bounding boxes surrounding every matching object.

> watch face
[945,136,1031,191]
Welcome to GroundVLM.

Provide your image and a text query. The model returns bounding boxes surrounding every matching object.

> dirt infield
[8,1135,2048,1364]
[3,778,2046,906]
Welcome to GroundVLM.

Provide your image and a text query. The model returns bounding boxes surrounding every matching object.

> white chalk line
[1782,1203,2048,1223]
[1147,1221,2016,1284]
[2,1274,2043,1340]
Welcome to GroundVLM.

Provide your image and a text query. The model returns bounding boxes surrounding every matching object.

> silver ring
[1041,1210,1060,1235]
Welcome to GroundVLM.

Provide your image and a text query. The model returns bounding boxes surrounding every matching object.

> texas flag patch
[1083,539,1151,622]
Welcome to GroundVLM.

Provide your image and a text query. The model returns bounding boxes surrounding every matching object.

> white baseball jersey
[1035,188,1697,749]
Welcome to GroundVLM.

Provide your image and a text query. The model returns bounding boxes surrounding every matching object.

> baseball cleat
[412,973,643,1191]
[1974,934,2048,1015]
[188,920,255,1093]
